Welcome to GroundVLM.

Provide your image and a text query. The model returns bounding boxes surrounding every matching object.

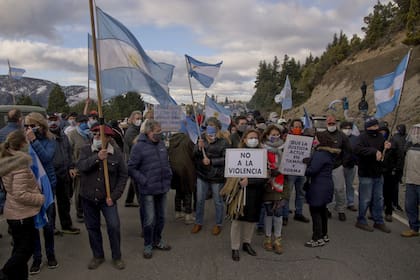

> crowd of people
[0,106,419,279]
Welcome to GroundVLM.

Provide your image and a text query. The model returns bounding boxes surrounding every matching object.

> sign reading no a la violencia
[224,148,267,178]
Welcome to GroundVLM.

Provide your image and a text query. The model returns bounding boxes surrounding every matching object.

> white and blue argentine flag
[29,146,54,229]
[95,7,176,105]
[9,66,25,80]
[374,52,410,119]
[279,75,292,110]
[205,95,231,131]
[185,55,222,88]
[88,33,96,81]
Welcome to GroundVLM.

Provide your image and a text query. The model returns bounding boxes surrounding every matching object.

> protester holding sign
[304,132,340,248]
[261,124,289,254]
[228,129,268,261]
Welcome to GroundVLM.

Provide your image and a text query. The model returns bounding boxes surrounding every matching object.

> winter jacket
[67,128,91,164]
[124,124,140,152]
[343,135,359,168]
[52,131,73,179]
[30,135,57,188]
[0,122,21,143]
[391,133,407,176]
[168,133,196,193]
[404,143,420,185]
[0,151,44,220]
[77,143,128,202]
[318,130,352,169]
[354,130,385,178]
[263,141,290,201]
[128,134,172,195]
[237,176,267,222]
[194,135,229,183]
[305,147,339,207]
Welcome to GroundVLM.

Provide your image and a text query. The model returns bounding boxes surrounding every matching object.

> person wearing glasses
[77,124,128,270]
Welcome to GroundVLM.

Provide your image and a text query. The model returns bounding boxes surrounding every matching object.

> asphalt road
[0,186,419,280]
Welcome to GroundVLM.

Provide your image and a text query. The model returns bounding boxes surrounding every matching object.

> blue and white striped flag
[8,60,25,80]
[204,95,231,131]
[88,33,96,81]
[185,55,222,88]
[95,7,176,105]
[279,75,292,110]
[374,51,410,119]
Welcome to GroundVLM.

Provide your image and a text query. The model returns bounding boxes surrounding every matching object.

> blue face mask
[79,122,89,131]
[206,126,217,135]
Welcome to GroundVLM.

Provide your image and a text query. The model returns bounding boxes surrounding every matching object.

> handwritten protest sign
[279,134,313,176]
[154,105,182,132]
[224,149,267,178]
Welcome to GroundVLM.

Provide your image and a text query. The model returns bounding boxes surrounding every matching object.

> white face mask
[342,128,352,136]
[246,138,259,148]
[134,119,142,127]
[327,125,337,133]
[93,139,102,150]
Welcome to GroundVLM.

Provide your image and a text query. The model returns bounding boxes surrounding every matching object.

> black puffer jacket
[354,130,385,178]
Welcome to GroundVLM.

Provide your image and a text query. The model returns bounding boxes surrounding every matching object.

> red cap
[90,124,114,136]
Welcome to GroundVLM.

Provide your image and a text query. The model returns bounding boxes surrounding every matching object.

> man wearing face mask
[124,111,143,207]
[230,116,248,148]
[282,119,310,225]
[48,113,80,235]
[340,121,358,212]
[319,115,352,222]
[354,117,391,233]
[128,120,173,259]
[191,117,229,235]
[64,112,78,135]
[77,124,127,270]
[67,115,92,222]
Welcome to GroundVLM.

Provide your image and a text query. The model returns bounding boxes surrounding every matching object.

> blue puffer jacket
[305,147,338,207]
[128,134,172,195]
[30,135,57,188]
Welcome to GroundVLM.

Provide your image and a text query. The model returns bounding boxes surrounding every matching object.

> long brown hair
[0,130,27,158]
[25,112,55,139]
[239,129,261,148]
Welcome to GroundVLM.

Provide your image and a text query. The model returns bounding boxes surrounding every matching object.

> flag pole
[7,60,16,105]
[89,0,111,201]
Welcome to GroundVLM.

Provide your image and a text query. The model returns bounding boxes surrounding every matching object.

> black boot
[242,243,257,256]
[231,250,240,261]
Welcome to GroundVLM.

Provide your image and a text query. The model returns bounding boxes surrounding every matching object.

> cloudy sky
[0,0,377,104]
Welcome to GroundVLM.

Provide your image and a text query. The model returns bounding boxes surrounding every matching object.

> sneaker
[347,205,357,212]
[338,213,346,221]
[153,241,171,251]
[395,205,403,211]
[373,223,391,233]
[61,227,81,235]
[191,224,202,234]
[294,214,310,223]
[184,214,194,225]
[112,259,125,270]
[175,211,185,220]
[212,225,222,236]
[88,257,104,270]
[401,229,420,237]
[143,245,153,259]
[323,235,330,243]
[385,214,393,222]
[355,222,374,232]
[47,256,59,269]
[304,239,325,248]
[29,260,42,275]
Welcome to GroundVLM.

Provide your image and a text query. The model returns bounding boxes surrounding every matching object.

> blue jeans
[405,184,420,232]
[357,176,384,224]
[344,167,356,206]
[82,197,121,260]
[33,203,56,262]
[195,178,224,226]
[139,193,167,247]
[282,175,305,217]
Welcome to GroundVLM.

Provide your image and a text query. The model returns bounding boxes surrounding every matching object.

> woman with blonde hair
[0,130,45,280]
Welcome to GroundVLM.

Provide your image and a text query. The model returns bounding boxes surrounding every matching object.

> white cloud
[0,0,377,103]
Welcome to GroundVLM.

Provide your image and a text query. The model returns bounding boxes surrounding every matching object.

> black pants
[125,178,138,204]
[55,176,73,229]
[3,217,37,280]
[175,190,193,214]
[383,173,398,215]
[309,205,328,241]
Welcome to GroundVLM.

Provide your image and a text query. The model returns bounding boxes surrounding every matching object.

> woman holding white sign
[228,129,268,261]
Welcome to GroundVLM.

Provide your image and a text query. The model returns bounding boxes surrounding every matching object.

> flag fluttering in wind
[185,55,222,88]
[374,51,410,119]
[303,107,313,129]
[88,33,96,81]
[204,95,231,131]
[279,75,292,110]
[8,60,25,80]
[95,7,176,105]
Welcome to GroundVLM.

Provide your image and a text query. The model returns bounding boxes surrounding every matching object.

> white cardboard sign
[279,134,313,176]
[154,105,182,132]
[224,148,267,178]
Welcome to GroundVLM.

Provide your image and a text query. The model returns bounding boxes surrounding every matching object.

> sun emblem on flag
[213,112,219,118]
[128,53,141,68]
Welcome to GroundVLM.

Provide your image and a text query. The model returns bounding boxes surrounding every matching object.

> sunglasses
[327,123,336,125]
[24,124,37,128]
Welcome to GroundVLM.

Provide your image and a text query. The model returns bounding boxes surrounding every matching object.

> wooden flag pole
[89,0,111,201]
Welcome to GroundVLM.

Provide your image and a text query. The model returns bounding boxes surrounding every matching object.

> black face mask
[397,125,406,136]
[367,129,379,136]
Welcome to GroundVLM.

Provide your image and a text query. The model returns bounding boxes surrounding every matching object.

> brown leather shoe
[401,229,419,237]
[212,225,221,236]
[191,224,202,234]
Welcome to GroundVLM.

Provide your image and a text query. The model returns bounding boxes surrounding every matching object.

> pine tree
[47,84,69,113]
